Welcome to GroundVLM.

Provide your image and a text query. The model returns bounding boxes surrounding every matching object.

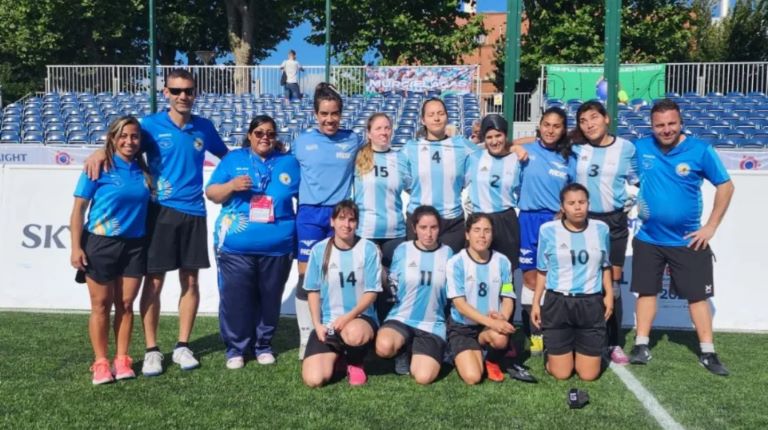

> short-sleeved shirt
[386,242,453,339]
[280,59,301,84]
[518,140,576,212]
[140,110,228,216]
[304,237,383,325]
[353,149,411,239]
[573,136,639,213]
[446,249,515,326]
[402,136,477,218]
[291,129,363,206]
[537,219,611,295]
[634,136,731,246]
[465,150,521,213]
[206,148,300,255]
[73,155,150,238]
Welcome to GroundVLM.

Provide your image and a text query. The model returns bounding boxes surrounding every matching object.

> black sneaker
[699,353,729,376]
[507,363,538,383]
[629,345,652,365]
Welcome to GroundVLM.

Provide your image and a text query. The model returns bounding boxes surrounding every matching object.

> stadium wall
[0,165,765,331]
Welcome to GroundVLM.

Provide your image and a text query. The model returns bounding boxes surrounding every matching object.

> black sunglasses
[252,130,277,139]
[167,87,195,96]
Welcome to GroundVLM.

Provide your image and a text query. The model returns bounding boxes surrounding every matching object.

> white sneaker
[142,351,164,377]
[226,356,244,370]
[257,353,276,365]
[172,347,200,370]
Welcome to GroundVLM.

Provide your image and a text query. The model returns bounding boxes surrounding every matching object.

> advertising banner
[545,64,666,102]
[365,66,475,95]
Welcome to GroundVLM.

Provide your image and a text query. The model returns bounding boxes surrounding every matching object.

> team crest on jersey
[107,172,124,188]
[193,138,204,151]
[279,173,292,185]
[92,216,121,236]
[675,162,691,177]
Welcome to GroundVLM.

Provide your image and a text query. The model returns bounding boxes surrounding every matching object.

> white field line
[610,363,685,430]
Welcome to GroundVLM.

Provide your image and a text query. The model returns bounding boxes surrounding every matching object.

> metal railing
[479,92,533,121]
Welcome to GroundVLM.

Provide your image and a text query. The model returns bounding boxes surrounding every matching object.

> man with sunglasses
[85,68,229,376]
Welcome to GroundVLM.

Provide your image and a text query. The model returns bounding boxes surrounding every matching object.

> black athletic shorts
[406,213,465,254]
[304,315,377,358]
[488,208,520,270]
[81,231,146,283]
[381,319,446,363]
[446,318,483,355]
[145,203,210,273]
[630,238,715,302]
[589,209,628,267]
[541,291,606,357]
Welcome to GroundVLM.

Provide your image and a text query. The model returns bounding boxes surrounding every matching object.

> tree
[303,0,486,65]
[156,0,229,65]
[721,0,768,61]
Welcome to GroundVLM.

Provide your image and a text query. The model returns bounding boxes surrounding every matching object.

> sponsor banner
[0,144,227,167]
[546,64,665,103]
[365,66,475,95]
[717,150,768,171]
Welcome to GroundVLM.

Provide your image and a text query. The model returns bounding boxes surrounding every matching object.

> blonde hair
[355,113,392,176]
[104,116,152,191]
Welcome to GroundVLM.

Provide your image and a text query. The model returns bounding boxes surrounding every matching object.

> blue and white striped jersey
[353,149,411,239]
[537,220,611,295]
[465,150,522,213]
[386,242,454,339]
[402,136,477,219]
[446,250,515,326]
[304,237,383,325]
[573,136,639,213]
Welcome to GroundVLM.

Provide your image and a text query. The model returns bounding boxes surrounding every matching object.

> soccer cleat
[141,351,164,377]
[629,345,652,365]
[172,346,200,370]
[485,360,505,382]
[347,363,368,386]
[90,358,114,385]
[699,353,729,376]
[529,335,544,355]
[610,346,630,365]
[507,363,538,383]
[394,351,411,376]
[256,353,276,365]
[226,356,244,370]
[113,355,136,380]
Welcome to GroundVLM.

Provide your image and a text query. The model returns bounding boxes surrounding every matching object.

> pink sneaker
[90,358,114,385]
[113,355,136,380]
[346,363,367,386]
[611,346,630,365]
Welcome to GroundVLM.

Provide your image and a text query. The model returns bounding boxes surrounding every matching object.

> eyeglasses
[252,130,277,139]
[167,87,196,96]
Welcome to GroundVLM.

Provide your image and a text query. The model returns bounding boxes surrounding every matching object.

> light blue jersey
[291,128,363,206]
[537,220,611,295]
[74,155,150,238]
[518,140,576,212]
[386,242,453,339]
[573,136,639,213]
[140,111,228,216]
[402,136,477,218]
[446,250,515,326]
[465,150,521,213]
[353,149,411,239]
[304,237,383,325]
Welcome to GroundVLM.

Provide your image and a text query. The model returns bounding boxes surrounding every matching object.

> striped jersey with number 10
[353,150,411,239]
[446,250,515,326]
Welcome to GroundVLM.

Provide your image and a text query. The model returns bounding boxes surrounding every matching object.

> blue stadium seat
[46,131,66,144]
[1,131,21,144]
[22,131,44,144]
[713,139,736,149]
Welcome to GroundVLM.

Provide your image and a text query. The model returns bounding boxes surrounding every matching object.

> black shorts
[488,208,520,270]
[146,203,210,273]
[381,320,446,363]
[81,232,146,283]
[304,315,377,358]
[630,238,715,302]
[589,210,628,268]
[406,214,465,254]
[447,319,483,355]
[369,237,406,268]
[541,291,606,357]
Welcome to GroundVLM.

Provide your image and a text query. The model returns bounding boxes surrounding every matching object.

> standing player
[70,116,151,384]
[301,201,382,387]
[402,98,477,253]
[629,99,734,376]
[447,214,516,384]
[353,113,411,321]
[375,206,453,384]
[85,69,228,376]
[571,101,638,364]
[517,107,575,355]
[292,83,364,359]
[531,183,613,381]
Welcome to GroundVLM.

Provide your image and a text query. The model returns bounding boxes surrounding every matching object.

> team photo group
[71,68,734,387]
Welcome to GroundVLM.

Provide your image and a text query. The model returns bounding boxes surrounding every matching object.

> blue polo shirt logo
[193,138,204,151]
[675,162,691,177]
[279,172,292,185]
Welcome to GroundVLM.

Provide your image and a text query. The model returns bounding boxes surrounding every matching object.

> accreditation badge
[249,195,275,223]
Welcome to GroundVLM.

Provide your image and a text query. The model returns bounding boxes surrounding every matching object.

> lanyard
[249,152,274,193]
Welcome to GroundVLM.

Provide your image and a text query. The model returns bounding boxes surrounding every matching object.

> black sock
[175,341,189,349]
[146,346,160,353]
[346,344,369,365]
[486,348,505,364]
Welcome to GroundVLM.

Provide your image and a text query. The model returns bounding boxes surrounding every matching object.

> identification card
[249,195,274,223]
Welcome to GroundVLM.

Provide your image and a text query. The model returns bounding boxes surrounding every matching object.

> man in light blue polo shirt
[628,99,734,376]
